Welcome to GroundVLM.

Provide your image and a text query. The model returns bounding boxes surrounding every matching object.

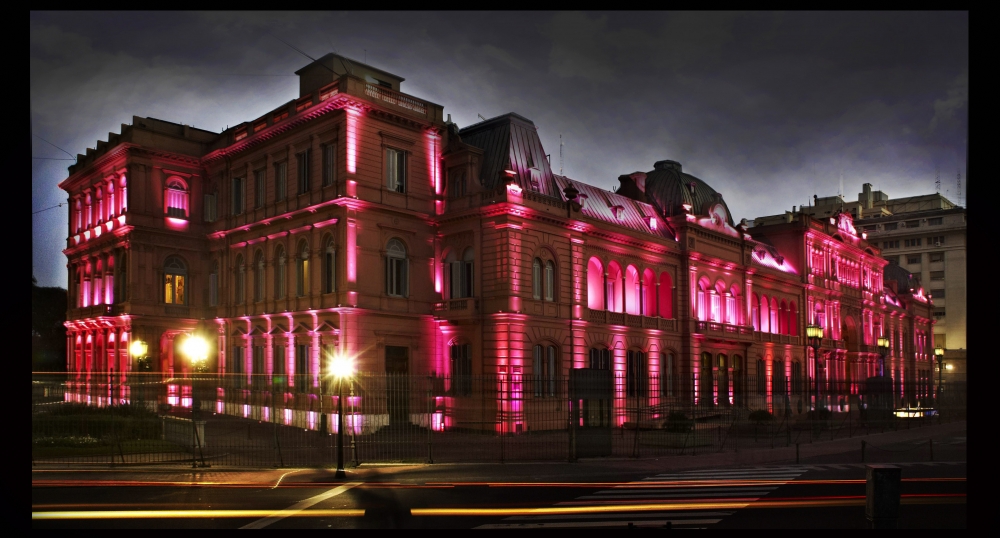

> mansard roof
[458,113,561,197]
[884,262,920,293]
[552,175,676,240]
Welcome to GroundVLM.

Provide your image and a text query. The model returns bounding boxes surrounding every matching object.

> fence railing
[31,371,966,467]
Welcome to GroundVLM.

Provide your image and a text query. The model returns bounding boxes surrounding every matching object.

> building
[754,182,966,371]
[58,54,938,429]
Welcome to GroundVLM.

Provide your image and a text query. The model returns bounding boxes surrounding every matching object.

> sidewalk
[31,420,966,486]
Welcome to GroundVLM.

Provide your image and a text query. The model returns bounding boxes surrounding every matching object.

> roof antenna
[935,166,941,193]
[477,114,487,121]
[957,170,962,206]
[559,134,564,176]
[272,34,340,75]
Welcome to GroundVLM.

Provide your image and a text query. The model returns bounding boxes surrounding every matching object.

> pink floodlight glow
[346,220,357,283]
[507,183,522,195]
[346,108,360,174]
[216,400,224,413]
[284,408,293,425]
[426,131,441,194]
[165,217,189,231]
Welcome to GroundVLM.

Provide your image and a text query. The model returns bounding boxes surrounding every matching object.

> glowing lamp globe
[129,340,148,358]
[328,352,356,380]
[181,335,209,365]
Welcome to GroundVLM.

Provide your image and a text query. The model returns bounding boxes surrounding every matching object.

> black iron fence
[31,371,966,467]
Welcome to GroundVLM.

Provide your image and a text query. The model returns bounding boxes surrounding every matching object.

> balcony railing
[364,83,428,117]
[696,320,755,341]
[587,309,677,331]
[434,298,479,316]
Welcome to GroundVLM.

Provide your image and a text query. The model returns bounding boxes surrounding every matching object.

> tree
[32,276,68,372]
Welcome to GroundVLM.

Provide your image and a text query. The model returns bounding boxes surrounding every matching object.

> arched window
[532,258,542,299]
[729,284,742,325]
[658,271,673,318]
[324,237,336,294]
[717,354,730,406]
[779,300,788,334]
[626,350,647,397]
[274,246,286,300]
[589,347,611,370]
[789,302,798,336]
[751,293,760,331]
[699,352,713,405]
[774,360,786,395]
[792,362,802,394]
[607,262,623,313]
[450,342,471,396]
[641,269,655,316]
[93,258,104,306]
[164,177,189,218]
[587,257,604,310]
[544,260,555,302]
[533,344,558,397]
[697,278,711,321]
[759,295,770,332]
[385,238,408,298]
[625,265,640,315]
[164,256,187,305]
[234,254,245,304]
[769,297,779,333]
[713,280,726,323]
[209,260,218,307]
[296,241,309,297]
[254,250,265,302]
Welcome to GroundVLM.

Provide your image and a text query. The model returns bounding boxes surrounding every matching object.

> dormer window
[165,177,189,219]
[234,129,248,142]
[612,205,624,219]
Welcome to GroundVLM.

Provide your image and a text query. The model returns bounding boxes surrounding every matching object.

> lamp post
[806,324,824,412]
[876,336,890,378]
[934,347,944,408]
[328,351,355,479]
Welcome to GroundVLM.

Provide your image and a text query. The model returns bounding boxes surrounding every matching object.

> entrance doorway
[385,346,409,426]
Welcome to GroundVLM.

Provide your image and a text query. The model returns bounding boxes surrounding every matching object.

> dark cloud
[31,11,968,288]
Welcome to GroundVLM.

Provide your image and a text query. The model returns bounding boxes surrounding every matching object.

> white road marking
[240,482,362,529]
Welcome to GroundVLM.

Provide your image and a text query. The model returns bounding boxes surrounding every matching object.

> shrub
[748,410,774,423]
[665,411,694,433]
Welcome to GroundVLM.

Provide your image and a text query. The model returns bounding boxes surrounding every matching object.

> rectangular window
[928,235,945,245]
[929,252,944,262]
[451,343,472,396]
[275,162,287,202]
[386,257,408,297]
[252,346,265,388]
[209,272,218,307]
[322,143,335,187]
[930,271,945,280]
[203,193,217,222]
[881,240,899,249]
[905,220,920,228]
[863,225,877,232]
[324,248,336,293]
[273,345,286,379]
[386,148,406,193]
[232,177,245,215]
[928,217,943,225]
[884,255,899,265]
[930,288,944,298]
[663,352,674,397]
[273,111,288,123]
[231,346,244,388]
[883,222,898,231]
[296,150,310,195]
[907,255,921,265]
[295,343,309,393]
[254,169,265,209]
[933,308,946,319]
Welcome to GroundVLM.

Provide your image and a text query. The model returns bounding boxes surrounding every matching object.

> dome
[640,160,735,227]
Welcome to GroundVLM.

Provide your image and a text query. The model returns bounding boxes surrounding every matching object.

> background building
[753,183,965,373]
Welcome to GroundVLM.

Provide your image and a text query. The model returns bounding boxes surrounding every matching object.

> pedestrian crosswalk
[474,467,807,529]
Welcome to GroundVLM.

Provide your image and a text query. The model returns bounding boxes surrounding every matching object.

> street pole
[336,377,345,478]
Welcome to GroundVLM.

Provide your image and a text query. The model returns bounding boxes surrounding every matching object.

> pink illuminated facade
[59,54,936,428]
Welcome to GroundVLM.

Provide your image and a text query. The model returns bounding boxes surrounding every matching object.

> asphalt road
[32,462,966,528]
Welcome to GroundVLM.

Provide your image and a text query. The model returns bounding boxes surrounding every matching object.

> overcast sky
[31,11,968,289]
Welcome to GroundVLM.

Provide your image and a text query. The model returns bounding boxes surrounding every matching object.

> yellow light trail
[32,509,365,520]
[410,494,965,517]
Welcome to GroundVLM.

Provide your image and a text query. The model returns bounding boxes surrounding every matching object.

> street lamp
[327,351,355,479]
[806,324,824,412]
[180,334,210,417]
[130,339,149,371]
[876,336,890,378]
[934,346,945,408]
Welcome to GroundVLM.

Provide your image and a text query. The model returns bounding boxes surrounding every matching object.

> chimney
[630,172,647,192]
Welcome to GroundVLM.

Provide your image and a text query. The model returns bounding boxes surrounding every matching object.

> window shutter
[403,259,409,297]
[465,261,474,298]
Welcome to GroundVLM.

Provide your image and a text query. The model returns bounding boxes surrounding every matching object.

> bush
[807,408,832,421]
[748,410,774,423]
[665,411,694,433]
